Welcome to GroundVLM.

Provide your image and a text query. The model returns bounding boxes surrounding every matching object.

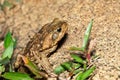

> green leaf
[76,71,83,80]
[61,62,72,71]
[2,72,34,80]
[1,31,16,60]
[76,66,95,80]
[54,65,65,75]
[69,46,84,52]
[69,19,93,52]
[82,19,93,51]
[1,42,14,59]
[4,31,13,49]
[71,54,86,64]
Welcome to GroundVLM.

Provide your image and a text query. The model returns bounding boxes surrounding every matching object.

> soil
[0,0,120,80]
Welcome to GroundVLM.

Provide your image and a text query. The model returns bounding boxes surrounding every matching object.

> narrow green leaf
[61,62,72,71]
[71,54,86,64]
[76,72,83,80]
[69,46,84,52]
[76,66,95,80]
[1,31,16,59]
[82,19,93,51]
[54,65,65,75]
[4,31,13,49]
[2,72,33,80]
[1,42,14,59]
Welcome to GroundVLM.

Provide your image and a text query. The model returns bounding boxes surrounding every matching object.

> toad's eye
[57,27,61,32]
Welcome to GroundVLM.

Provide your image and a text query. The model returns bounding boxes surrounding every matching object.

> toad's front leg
[31,51,57,77]
[40,53,53,73]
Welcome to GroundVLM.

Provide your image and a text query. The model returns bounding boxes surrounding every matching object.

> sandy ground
[0,0,120,80]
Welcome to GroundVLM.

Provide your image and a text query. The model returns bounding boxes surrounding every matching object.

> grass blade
[4,31,13,49]
[2,42,14,59]
[61,62,72,71]
[1,31,16,59]
[54,65,65,75]
[82,19,93,51]
[76,66,95,80]
[2,72,34,80]
[71,54,86,64]
[69,46,84,52]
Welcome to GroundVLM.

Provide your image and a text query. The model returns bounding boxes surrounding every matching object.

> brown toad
[15,18,68,77]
